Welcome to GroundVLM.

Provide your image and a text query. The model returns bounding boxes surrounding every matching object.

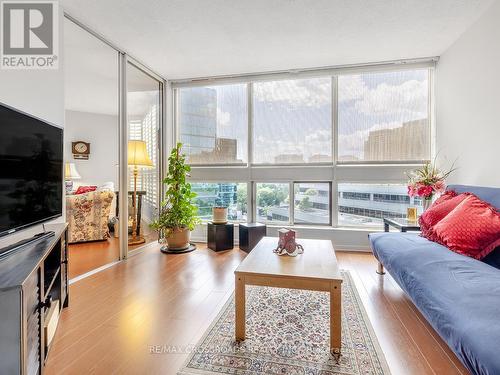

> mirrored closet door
[64,18,121,279]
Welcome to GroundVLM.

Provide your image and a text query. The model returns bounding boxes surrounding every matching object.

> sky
[183,69,428,163]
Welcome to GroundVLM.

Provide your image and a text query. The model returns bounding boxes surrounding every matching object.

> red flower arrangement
[407,161,455,204]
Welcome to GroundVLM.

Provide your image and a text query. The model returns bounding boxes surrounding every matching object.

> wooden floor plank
[67,221,157,279]
[45,244,468,375]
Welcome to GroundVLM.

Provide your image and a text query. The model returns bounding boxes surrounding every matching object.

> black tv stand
[0,230,55,260]
[0,224,68,374]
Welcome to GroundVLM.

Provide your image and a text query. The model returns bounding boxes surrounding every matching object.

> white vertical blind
[128,104,158,207]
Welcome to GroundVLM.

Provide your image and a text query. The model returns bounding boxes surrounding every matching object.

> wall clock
[72,141,90,160]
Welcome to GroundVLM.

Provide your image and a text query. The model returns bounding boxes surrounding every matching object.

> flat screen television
[0,103,63,237]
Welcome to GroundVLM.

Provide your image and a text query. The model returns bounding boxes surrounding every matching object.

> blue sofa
[369,185,500,375]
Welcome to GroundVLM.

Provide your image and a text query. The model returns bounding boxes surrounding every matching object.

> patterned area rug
[179,270,390,374]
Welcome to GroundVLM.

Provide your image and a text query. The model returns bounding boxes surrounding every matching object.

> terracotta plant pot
[166,226,190,250]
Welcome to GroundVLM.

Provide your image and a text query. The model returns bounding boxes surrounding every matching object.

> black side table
[207,222,234,252]
[115,190,146,235]
[377,217,421,275]
[239,223,267,253]
[383,217,421,233]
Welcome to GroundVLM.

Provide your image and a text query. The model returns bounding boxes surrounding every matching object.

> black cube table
[207,222,234,252]
[239,222,267,253]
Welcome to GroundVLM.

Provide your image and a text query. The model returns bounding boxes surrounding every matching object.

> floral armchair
[66,190,115,243]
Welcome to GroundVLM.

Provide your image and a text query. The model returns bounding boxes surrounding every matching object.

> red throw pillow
[432,194,500,260]
[419,191,466,239]
[75,186,97,195]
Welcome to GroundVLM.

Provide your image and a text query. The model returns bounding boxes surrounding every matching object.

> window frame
[335,179,420,228]
[253,181,292,225]
[173,60,436,230]
[250,180,333,226]
[190,181,249,223]
[293,181,332,226]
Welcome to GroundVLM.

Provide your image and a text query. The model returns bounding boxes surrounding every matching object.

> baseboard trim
[190,238,371,253]
[68,237,371,285]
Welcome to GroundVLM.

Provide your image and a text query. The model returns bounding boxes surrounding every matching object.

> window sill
[198,221,383,232]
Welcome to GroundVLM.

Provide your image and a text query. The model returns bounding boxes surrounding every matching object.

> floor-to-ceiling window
[173,63,433,241]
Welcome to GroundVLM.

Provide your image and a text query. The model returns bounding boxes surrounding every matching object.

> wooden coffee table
[234,237,343,353]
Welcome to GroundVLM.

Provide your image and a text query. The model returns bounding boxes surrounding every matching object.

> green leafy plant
[150,143,200,236]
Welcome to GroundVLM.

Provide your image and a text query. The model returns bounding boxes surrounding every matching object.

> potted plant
[151,143,200,252]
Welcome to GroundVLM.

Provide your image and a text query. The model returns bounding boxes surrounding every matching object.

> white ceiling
[60,0,494,80]
[64,19,118,115]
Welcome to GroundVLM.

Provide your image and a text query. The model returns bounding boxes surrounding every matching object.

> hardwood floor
[68,222,158,279]
[68,238,120,279]
[46,244,469,375]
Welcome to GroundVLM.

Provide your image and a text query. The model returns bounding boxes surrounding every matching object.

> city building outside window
[191,182,247,222]
[255,183,290,224]
[338,183,423,227]
[179,84,248,165]
[294,182,331,225]
[337,69,430,162]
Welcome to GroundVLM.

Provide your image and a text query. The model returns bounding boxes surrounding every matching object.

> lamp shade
[128,140,153,167]
[65,162,81,180]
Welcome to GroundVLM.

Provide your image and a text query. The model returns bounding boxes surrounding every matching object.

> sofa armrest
[66,191,115,243]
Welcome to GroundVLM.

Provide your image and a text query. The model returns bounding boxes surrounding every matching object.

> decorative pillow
[75,185,97,195]
[418,191,466,239]
[432,194,500,260]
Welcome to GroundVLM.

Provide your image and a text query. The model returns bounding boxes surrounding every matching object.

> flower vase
[422,197,432,211]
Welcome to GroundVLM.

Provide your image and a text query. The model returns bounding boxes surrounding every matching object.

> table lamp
[128,140,153,245]
[65,162,81,194]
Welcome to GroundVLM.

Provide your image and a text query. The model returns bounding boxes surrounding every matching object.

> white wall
[65,110,119,189]
[191,224,373,251]
[436,0,500,187]
[0,7,65,247]
[0,7,64,127]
